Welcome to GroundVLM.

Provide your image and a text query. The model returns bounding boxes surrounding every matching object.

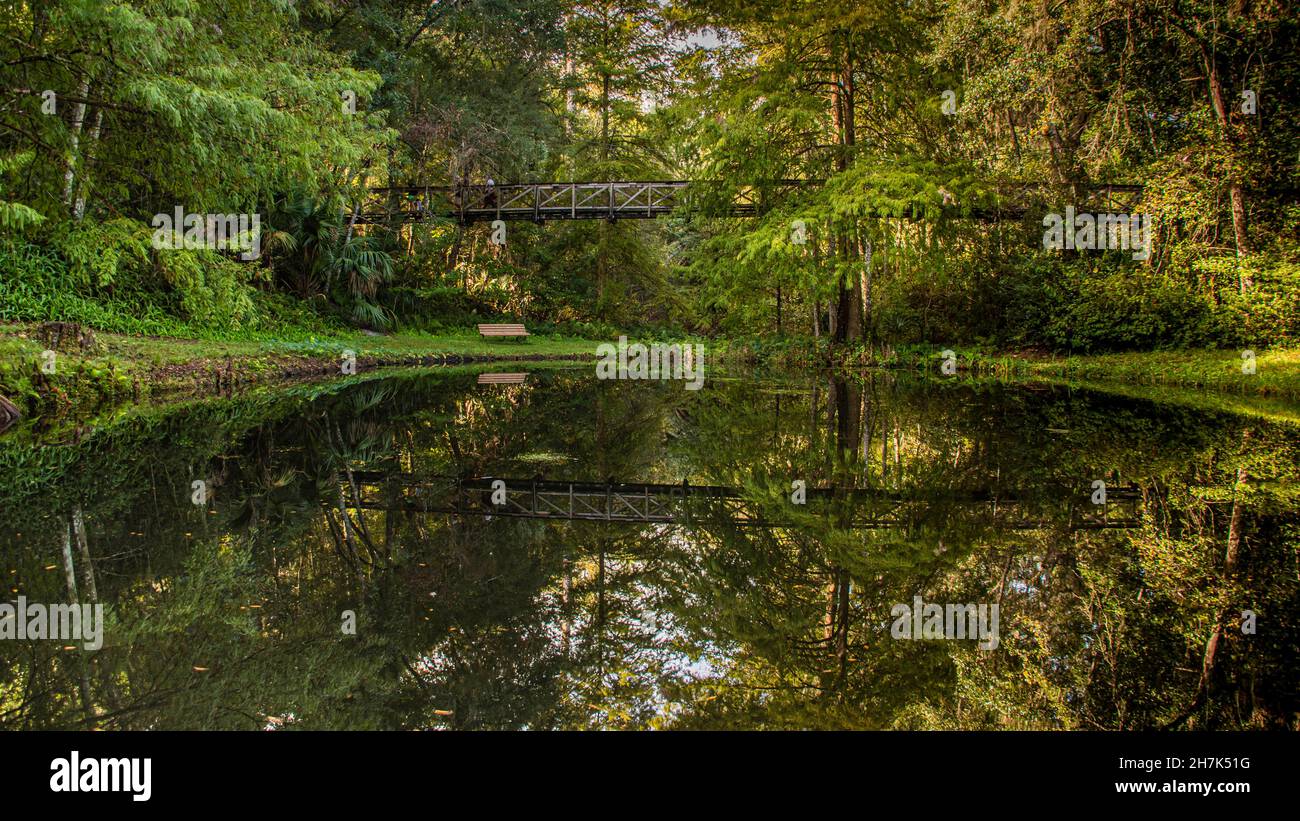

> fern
[0,202,46,232]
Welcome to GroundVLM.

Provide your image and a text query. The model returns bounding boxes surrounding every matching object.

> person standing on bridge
[484,177,497,209]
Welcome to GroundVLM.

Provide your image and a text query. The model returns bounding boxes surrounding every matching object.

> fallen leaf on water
[193,666,209,672]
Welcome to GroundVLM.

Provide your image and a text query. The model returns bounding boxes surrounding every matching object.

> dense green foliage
[5,2,1297,737]
[668,0,1299,351]
[1,1,1297,348]
[0,0,686,336]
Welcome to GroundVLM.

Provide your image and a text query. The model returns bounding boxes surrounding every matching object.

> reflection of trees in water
[1,370,1296,729]
[0,372,677,728]
[660,376,1299,729]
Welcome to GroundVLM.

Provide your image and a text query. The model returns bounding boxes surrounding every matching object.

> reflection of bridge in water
[341,473,1144,530]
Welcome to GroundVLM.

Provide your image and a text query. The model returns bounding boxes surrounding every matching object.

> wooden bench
[477,323,530,341]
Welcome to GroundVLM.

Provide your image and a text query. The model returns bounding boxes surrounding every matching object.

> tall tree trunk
[564,18,576,178]
[857,225,872,344]
[72,107,102,221]
[344,187,362,244]
[62,78,90,212]
[811,238,823,338]
[447,225,464,287]
[1200,41,1251,275]
[830,32,861,342]
[600,73,610,164]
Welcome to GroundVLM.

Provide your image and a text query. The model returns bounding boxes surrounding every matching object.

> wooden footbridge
[339,472,1144,530]
[358,181,1143,224]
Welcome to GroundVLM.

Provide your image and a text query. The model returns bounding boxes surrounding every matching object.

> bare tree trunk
[62,78,90,212]
[344,202,360,244]
[811,238,823,338]
[1200,41,1251,275]
[447,224,464,288]
[857,226,872,344]
[840,36,863,343]
[564,19,576,178]
[827,231,838,339]
[595,73,612,317]
[836,570,850,662]
[823,574,838,642]
[72,107,102,221]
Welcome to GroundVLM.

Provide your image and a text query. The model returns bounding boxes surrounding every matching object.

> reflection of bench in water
[341,472,1144,530]
[477,372,527,385]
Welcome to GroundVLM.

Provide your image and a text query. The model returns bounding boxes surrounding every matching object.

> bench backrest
[478,323,528,334]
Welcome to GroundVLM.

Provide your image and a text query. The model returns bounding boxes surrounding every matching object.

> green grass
[2,322,599,364]
[9,316,1300,428]
[100,327,602,364]
[1016,348,1300,400]
[869,344,1300,400]
[0,322,605,422]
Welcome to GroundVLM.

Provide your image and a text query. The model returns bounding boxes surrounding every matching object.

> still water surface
[2,366,1297,729]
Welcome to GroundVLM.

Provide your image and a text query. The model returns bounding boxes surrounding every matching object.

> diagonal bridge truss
[358,180,1144,224]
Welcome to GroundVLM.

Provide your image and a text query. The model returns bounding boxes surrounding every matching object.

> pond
[1,366,1297,729]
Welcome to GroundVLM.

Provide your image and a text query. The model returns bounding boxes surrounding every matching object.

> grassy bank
[830,344,1300,400]
[1015,348,1300,400]
[0,321,602,423]
[7,317,1299,432]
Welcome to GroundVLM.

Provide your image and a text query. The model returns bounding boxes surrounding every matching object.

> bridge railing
[362,181,693,223]
[357,180,1145,224]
